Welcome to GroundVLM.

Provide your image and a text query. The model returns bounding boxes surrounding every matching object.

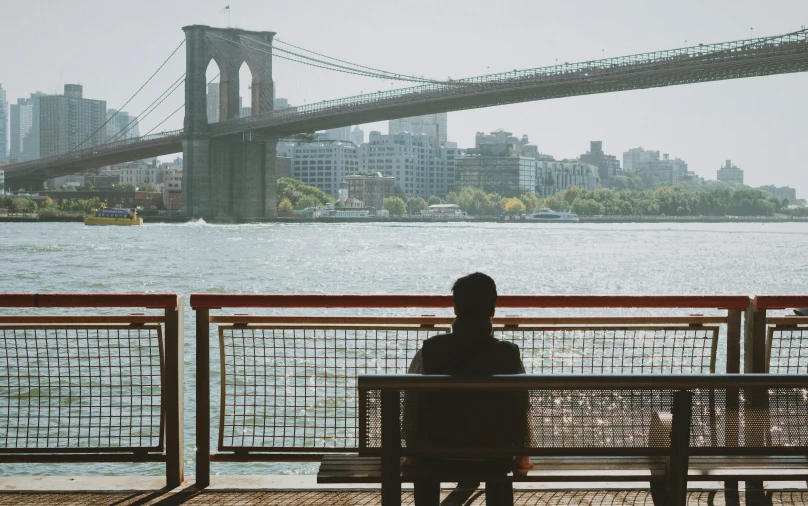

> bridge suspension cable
[274,38,441,83]
[66,39,186,155]
[106,73,186,144]
[140,72,221,138]
[207,32,448,84]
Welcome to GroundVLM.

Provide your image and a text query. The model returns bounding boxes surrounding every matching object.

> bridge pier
[183,135,278,220]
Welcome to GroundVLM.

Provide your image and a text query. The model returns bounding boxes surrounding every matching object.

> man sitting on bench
[406,272,533,506]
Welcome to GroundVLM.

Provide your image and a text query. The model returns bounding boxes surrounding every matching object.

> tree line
[378,185,793,217]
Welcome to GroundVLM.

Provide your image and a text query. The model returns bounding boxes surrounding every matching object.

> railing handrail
[0,293,180,308]
[359,373,806,390]
[754,295,808,310]
[190,293,750,309]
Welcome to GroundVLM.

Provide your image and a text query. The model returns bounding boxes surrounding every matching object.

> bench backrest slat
[359,374,808,457]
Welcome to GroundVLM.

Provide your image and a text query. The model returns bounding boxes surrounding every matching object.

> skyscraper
[39,84,106,158]
[389,113,448,145]
[10,92,46,162]
[0,84,7,162]
[106,109,140,142]
[322,126,351,142]
[350,126,364,146]
[10,98,31,162]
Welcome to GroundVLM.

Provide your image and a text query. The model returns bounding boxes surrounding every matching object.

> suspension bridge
[4,25,808,219]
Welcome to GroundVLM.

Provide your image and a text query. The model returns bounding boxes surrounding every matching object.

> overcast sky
[2,0,807,195]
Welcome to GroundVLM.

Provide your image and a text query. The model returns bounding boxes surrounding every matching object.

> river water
[0,221,806,476]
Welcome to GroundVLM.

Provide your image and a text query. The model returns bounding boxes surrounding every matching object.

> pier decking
[1,488,807,506]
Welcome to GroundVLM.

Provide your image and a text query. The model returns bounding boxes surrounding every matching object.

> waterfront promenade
[3,488,808,506]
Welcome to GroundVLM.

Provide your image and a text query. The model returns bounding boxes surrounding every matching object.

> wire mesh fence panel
[0,325,164,452]
[219,326,446,451]
[219,324,718,452]
[505,326,718,374]
[768,327,808,374]
[365,388,679,452]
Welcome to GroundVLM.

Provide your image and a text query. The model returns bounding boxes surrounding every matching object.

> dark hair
[452,272,497,317]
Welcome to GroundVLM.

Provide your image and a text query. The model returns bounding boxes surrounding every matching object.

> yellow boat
[84,206,143,226]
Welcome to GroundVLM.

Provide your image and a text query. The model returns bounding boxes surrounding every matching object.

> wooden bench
[317,374,808,506]
[320,374,694,506]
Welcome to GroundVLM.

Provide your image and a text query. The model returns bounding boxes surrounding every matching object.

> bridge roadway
[5,28,808,186]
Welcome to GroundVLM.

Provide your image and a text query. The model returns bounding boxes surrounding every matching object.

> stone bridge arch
[182,25,277,220]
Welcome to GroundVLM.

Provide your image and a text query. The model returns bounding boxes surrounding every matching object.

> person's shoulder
[495,339,520,354]
[423,332,455,347]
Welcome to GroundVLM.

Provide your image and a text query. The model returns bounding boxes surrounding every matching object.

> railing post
[381,389,401,506]
[743,300,767,500]
[724,307,742,500]
[196,307,211,488]
[744,301,767,373]
[726,308,742,374]
[668,390,693,506]
[164,297,185,487]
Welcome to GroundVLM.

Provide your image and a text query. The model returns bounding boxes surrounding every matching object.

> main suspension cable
[67,39,186,155]
[106,73,186,144]
[208,32,448,84]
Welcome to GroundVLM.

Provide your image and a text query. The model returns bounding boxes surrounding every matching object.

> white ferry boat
[524,208,580,223]
[420,204,468,221]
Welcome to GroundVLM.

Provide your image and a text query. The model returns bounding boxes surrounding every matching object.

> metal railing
[190,293,748,487]
[0,293,184,487]
[749,295,808,374]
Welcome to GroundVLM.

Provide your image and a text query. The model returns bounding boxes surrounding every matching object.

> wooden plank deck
[0,489,805,506]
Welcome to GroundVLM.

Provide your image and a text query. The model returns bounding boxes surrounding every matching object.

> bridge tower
[182,25,277,220]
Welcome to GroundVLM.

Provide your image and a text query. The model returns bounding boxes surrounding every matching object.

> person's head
[452,272,497,318]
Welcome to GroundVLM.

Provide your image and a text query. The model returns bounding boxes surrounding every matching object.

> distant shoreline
[2,215,807,224]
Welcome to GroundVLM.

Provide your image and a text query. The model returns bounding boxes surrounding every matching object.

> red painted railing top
[0,293,180,308]
[754,295,808,310]
[190,294,751,310]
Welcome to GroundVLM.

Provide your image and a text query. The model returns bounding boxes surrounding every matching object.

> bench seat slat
[318,455,808,484]
[317,455,668,484]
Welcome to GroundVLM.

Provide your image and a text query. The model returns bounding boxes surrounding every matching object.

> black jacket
[405,316,528,451]
[420,317,525,376]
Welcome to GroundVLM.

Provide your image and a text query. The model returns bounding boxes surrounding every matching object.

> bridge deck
[5,28,807,185]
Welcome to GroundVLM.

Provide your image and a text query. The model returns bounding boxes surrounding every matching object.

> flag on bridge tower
[220,5,231,27]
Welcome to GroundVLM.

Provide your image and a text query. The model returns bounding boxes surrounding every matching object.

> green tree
[504,197,526,214]
[11,197,37,213]
[58,185,77,192]
[139,182,158,192]
[382,196,406,216]
[406,197,427,216]
[295,195,321,210]
[72,198,103,215]
[276,178,334,209]
[456,187,490,216]
[83,180,94,190]
[278,198,294,212]
[543,192,568,212]
[427,195,442,206]
[572,198,605,216]
[519,192,540,213]
[444,192,459,205]
[112,182,137,192]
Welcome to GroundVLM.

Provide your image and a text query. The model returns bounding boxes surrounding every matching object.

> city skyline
[1,0,807,196]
